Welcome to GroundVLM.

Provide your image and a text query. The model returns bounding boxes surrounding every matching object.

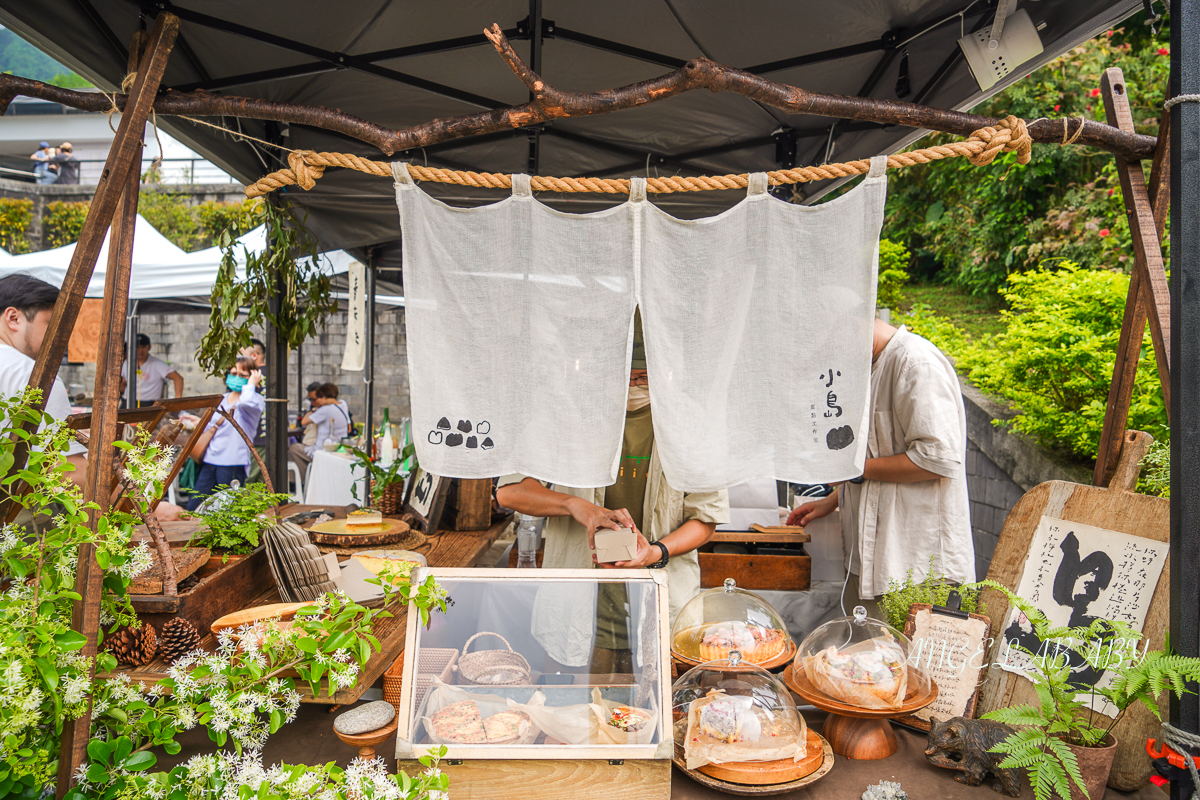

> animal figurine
[925,717,1022,797]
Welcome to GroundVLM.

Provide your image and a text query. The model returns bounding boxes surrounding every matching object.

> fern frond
[985,705,1046,728]
[1045,735,1087,798]
[1029,757,1068,800]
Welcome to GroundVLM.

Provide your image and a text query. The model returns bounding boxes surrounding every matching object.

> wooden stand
[336,718,398,759]
[673,728,834,796]
[781,663,937,760]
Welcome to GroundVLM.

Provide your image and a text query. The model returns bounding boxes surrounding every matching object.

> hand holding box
[594,527,638,563]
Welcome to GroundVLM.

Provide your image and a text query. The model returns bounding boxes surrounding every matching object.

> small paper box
[594,527,637,563]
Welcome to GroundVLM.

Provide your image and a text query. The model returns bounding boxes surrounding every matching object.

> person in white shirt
[0,275,87,489]
[119,333,183,405]
[287,382,350,472]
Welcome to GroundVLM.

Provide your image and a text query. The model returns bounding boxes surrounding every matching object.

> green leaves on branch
[198,198,337,376]
[879,554,985,631]
[184,482,292,555]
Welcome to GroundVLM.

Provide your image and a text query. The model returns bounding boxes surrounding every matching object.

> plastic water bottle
[515,514,541,568]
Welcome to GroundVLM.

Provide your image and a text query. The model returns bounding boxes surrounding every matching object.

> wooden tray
[309,518,412,546]
[781,662,937,718]
[210,601,309,634]
[129,546,210,595]
[673,728,833,795]
[671,639,797,671]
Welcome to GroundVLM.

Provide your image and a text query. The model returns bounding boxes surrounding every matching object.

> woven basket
[384,647,459,713]
[453,632,531,686]
[378,482,405,515]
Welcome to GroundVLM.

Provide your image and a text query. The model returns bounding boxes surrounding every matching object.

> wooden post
[53,17,179,797]
[1093,68,1172,488]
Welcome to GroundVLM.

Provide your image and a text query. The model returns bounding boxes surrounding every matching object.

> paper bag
[514,691,597,744]
[588,687,658,745]
[684,689,806,770]
[420,680,542,745]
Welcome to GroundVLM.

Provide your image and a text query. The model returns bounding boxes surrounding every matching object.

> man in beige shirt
[789,318,974,613]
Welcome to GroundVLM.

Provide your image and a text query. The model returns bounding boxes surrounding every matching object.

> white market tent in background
[0,216,403,306]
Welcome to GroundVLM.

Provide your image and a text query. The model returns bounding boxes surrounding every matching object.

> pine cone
[102,623,158,667]
[160,618,201,664]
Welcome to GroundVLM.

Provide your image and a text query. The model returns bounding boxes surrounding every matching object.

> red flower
[1090,88,1101,98]
[1108,189,1114,196]
[1158,48,1170,56]
[1099,229,1111,237]
[1106,30,1114,37]
[1054,104,1061,112]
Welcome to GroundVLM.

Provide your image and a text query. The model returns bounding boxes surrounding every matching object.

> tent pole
[265,202,288,495]
[363,251,376,504]
[1169,0,1200,794]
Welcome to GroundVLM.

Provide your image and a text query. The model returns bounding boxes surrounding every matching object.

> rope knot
[966,115,1032,167]
[288,151,325,190]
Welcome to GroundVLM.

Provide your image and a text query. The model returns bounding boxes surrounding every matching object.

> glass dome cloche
[672,650,810,771]
[794,606,931,710]
[671,578,795,666]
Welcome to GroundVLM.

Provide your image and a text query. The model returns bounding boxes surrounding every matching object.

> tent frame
[0,8,1191,798]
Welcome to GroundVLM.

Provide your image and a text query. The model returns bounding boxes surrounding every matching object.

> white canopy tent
[0,215,404,306]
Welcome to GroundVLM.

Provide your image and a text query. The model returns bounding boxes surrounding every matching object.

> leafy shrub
[879,555,985,630]
[197,198,263,246]
[1140,439,1169,497]
[42,200,89,248]
[907,262,1167,461]
[877,238,910,310]
[882,13,1170,295]
[0,197,32,254]
[138,187,202,250]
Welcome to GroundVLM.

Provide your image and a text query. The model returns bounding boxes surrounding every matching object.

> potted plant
[350,442,416,514]
[979,582,1200,800]
[185,482,292,558]
[879,554,986,630]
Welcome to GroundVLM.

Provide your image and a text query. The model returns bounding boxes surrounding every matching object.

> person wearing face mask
[497,312,729,669]
[187,355,264,510]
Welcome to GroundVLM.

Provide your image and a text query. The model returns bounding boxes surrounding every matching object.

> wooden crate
[132,547,273,635]
[441,478,493,531]
[396,758,669,800]
[699,551,810,591]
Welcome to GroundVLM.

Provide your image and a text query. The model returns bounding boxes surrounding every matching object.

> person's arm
[862,453,941,483]
[167,370,184,398]
[496,477,636,548]
[64,453,88,492]
[608,519,717,569]
[190,417,224,462]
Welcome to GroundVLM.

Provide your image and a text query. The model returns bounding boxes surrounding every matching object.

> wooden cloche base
[673,729,834,796]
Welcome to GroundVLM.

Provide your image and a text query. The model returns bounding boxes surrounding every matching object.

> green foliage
[0,198,32,254]
[185,482,291,555]
[879,555,984,630]
[980,582,1200,800]
[196,198,264,243]
[1140,439,1170,497]
[138,188,203,251]
[0,29,89,86]
[883,13,1170,294]
[350,442,417,504]
[198,199,336,376]
[876,239,911,310]
[43,201,90,249]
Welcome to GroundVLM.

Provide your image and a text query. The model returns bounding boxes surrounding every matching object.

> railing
[2,157,239,186]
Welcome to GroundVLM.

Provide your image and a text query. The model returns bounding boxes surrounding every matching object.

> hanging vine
[197,198,337,376]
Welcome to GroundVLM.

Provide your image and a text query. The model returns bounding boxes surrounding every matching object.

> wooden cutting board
[309,518,412,546]
[210,601,309,634]
[129,546,210,595]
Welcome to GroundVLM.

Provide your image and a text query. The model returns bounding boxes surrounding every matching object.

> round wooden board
[780,663,938,718]
[315,530,427,555]
[673,729,834,795]
[211,601,308,634]
[671,639,797,671]
[309,518,412,546]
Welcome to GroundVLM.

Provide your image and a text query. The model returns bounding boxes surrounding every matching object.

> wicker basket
[383,647,460,713]
[453,632,531,686]
[378,482,405,515]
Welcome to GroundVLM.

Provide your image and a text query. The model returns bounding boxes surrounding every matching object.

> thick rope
[245,115,1033,198]
[1162,722,1200,800]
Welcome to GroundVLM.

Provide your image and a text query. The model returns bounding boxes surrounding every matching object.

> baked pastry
[483,710,532,744]
[429,700,486,743]
[804,643,907,708]
[608,706,652,733]
[698,696,744,743]
[346,508,384,533]
[699,622,788,663]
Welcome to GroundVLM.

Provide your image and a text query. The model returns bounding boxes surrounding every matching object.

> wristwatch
[649,540,670,569]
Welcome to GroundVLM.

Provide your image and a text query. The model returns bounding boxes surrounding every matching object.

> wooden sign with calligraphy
[896,603,991,732]
[975,430,1169,792]
[402,466,450,536]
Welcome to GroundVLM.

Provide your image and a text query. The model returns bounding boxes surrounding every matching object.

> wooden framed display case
[396,568,672,800]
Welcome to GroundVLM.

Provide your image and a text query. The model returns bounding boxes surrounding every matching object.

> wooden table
[123,507,512,705]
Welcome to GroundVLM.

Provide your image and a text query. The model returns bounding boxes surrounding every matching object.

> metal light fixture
[958,6,1044,91]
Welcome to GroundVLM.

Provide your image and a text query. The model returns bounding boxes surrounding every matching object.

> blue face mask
[226,374,249,392]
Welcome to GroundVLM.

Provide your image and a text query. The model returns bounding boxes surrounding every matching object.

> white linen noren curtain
[393,159,886,492]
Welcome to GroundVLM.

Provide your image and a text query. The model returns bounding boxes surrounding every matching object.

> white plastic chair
[287,461,305,503]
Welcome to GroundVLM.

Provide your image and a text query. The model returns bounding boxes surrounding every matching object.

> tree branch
[0,24,1158,164]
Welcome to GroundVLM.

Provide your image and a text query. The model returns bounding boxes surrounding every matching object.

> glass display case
[671,651,810,772]
[670,578,795,667]
[795,605,931,710]
[395,568,672,768]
